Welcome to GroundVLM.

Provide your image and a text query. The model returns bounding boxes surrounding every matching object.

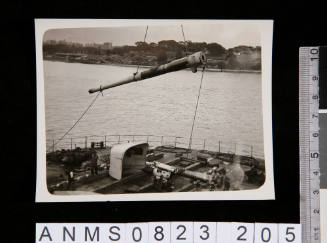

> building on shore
[102,42,113,50]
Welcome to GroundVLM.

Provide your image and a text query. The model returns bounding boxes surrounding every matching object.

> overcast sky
[44,22,261,49]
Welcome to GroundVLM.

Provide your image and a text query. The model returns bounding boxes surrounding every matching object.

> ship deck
[49,147,263,195]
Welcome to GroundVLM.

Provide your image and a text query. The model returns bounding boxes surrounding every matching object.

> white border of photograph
[35,19,274,202]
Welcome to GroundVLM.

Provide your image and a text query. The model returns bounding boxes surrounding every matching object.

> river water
[44,61,264,158]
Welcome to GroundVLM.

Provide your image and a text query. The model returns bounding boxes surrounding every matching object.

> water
[44,61,264,158]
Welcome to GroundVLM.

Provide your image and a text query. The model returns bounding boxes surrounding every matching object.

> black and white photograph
[35,19,274,201]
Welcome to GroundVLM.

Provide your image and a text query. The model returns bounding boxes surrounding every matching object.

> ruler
[299,47,321,243]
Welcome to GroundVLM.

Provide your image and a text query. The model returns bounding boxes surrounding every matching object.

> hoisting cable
[54,26,149,148]
[188,66,206,152]
[54,91,102,147]
[181,25,188,55]
[55,26,149,148]
[181,24,206,153]
[135,25,149,74]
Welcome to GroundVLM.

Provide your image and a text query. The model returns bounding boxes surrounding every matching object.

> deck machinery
[47,141,265,193]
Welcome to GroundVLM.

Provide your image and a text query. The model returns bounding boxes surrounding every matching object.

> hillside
[43,40,261,71]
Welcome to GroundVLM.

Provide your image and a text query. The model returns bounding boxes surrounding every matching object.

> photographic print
[35,19,274,201]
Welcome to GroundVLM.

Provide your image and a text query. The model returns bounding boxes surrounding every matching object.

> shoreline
[107,63,262,74]
[44,58,261,74]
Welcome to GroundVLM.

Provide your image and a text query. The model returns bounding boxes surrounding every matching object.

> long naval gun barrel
[88,51,206,94]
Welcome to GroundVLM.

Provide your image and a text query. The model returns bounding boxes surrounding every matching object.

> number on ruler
[312,113,318,118]
[313,189,319,195]
[312,75,319,81]
[310,48,319,54]
[311,152,319,158]
[310,48,319,60]
[312,132,319,137]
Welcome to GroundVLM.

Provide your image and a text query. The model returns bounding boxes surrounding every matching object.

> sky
[43,22,261,49]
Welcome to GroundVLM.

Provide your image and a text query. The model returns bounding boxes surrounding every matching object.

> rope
[135,25,149,74]
[188,66,206,151]
[181,25,188,55]
[54,91,101,147]
[54,25,148,149]
[180,24,206,152]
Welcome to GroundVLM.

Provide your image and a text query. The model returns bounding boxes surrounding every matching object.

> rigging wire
[52,25,205,152]
[181,24,207,153]
[135,25,149,74]
[54,91,102,147]
[54,26,149,146]
[181,25,188,55]
[54,26,149,149]
[188,66,206,152]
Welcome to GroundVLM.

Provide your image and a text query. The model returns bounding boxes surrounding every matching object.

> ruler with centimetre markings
[299,47,321,243]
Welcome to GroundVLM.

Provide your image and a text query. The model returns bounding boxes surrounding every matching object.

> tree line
[43,40,261,70]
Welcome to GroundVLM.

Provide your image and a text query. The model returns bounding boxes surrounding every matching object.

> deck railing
[46,134,264,159]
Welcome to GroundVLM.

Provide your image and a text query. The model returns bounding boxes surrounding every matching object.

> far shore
[44,58,262,74]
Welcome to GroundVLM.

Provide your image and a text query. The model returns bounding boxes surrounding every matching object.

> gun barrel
[181,169,209,182]
[146,161,210,182]
[88,51,206,94]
